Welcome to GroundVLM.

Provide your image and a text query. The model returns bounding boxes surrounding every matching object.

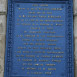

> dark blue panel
[4,0,74,77]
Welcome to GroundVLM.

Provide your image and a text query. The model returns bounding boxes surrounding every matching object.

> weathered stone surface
[74,16,77,37]
[0,58,4,77]
[75,39,77,77]
[75,39,77,61]
[0,15,6,77]
[0,15,6,35]
[0,0,7,12]
[74,0,77,15]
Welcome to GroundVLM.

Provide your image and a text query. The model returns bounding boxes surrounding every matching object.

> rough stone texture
[0,0,77,77]
[74,16,77,38]
[74,0,77,15]
[75,38,77,77]
[0,15,6,77]
[0,15,6,35]
[0,0,7,12]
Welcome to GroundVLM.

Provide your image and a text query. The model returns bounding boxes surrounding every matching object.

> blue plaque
[4,0,74,77]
